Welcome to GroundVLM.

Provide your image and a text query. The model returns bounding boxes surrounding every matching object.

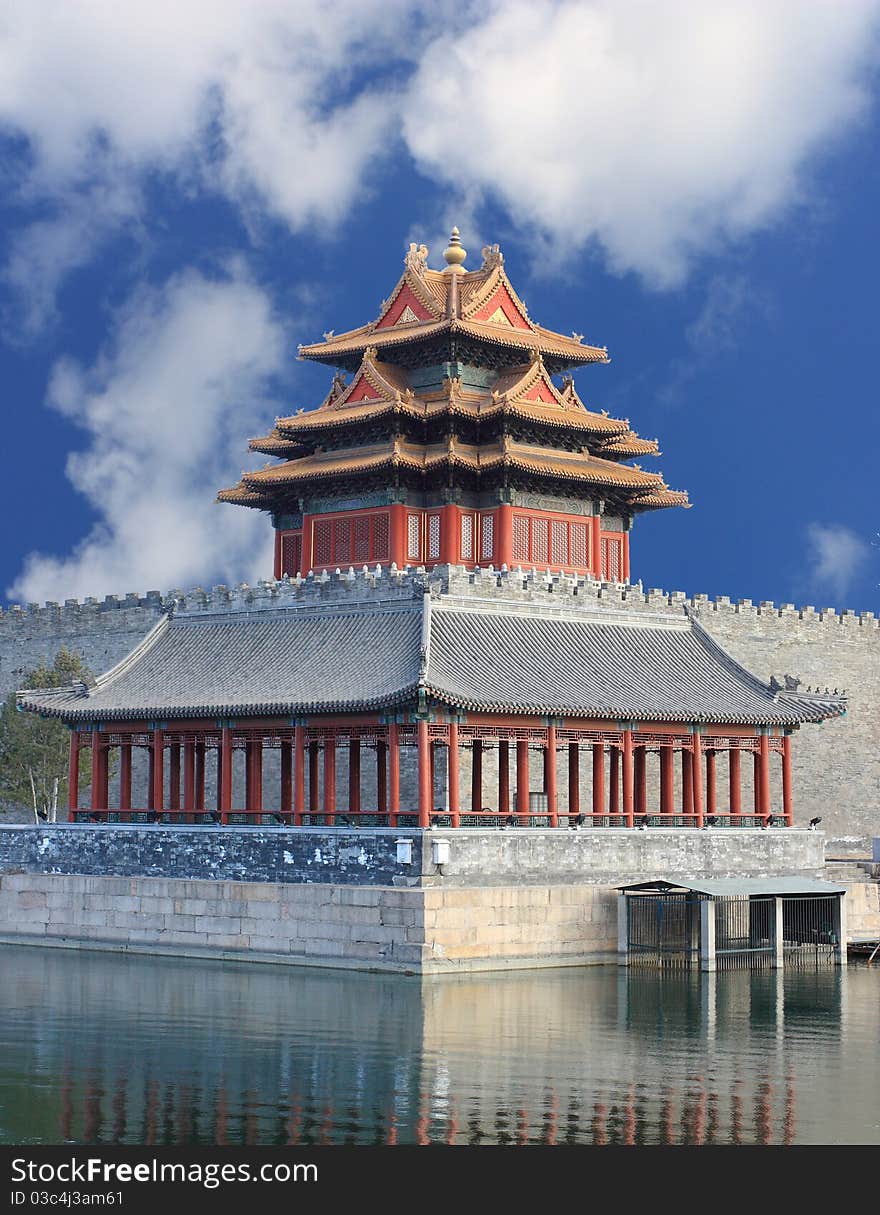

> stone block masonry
[2,566,878,849]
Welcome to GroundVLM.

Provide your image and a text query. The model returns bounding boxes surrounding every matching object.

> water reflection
[1,947,877,1145]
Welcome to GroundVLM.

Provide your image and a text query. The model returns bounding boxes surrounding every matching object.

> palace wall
[1,568,877,851]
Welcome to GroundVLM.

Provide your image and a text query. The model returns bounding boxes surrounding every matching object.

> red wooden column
[545,725,558,827]
[682,749,693,819]
[568,743,580,821]
[349,737,361,817]
[273,530,283,580]
[280,738,293,819]
[622,728,634,828]
[471,739,483,812]
[782,734,793,826]
[622,534,631,583]
[67,731,80,820]
[498,739,510,815]
[590,516,602,578]
[496,503,513,569]
[706,750,717,818]
[376,741,387,818]
[448,723,461,828]
[759,733,772,821]
[183,740,195,815]
[195,740,206,810]
[151,728,164,816]
[389,503,407,567]
[516,740,530,819]
[119,742,132,814]
[309,741,320,815]
[634,745,646,816]
[219,726,232,823]
[417,719,432,828]
[168,743,181,812]
[592,741,605,819]
[753,749,762,816]
[90,731,109,814]
[247,738,263,819]
[692,733,704,828]
[729,747,742,823]
[660,745,674,817]
[439,504,459,565]
[323,736,336,824]
[388,724,400,827]
[293,726,305,826]
[609,747,620,816]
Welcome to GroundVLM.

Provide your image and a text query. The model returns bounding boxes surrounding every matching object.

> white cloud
[805,523,869,603]
[403,0,880,285]
[7,265,286,603]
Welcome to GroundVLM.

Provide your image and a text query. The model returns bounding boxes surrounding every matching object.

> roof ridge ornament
[405,242,429,273]
[443,226,467,274]
[481,243,503,270]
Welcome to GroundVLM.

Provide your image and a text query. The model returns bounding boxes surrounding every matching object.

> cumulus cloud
[805,523,869,604]
[7,266,286,603]
[1,1,878,323]
[404,0,880,284]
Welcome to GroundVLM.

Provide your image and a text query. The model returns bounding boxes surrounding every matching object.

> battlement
[2,566,877,631]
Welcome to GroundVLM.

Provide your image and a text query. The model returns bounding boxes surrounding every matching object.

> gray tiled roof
[18,587,844,727]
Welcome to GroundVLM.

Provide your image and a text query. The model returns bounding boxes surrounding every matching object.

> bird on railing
[89,812,101,824]
[208,811,221,824]
[638,815,649,831]
[809,816,822,830]
[505,815,517,828]
[706,815,718,828]
[272,813,288,827]
[146,811,159,824]
[761,813,777,829]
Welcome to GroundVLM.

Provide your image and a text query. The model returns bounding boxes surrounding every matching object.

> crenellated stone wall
[2,566,877,850]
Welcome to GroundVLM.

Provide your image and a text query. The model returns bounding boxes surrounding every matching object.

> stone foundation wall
[0,872,617,974]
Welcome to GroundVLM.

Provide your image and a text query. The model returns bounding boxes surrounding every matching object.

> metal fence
[626,893,701,969]
[781,895,838,967]
[714,895,775,971]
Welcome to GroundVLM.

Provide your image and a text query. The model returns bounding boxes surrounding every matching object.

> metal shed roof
[618,877,846,896]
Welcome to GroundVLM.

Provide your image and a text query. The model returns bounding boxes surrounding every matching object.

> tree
[0,647,92,823]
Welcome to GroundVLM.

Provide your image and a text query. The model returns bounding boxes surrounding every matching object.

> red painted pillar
[660,745,674,817]
[706,750,717,817]
[516,739,530,818]
[440,503,459,565]
[609,747,620,815]
[590,516,602,578]
[729,748,742,822]
[471,739,483,813]
[183,741,195,814]
[634,746,646,816]
[151,728,164,816]
[497,504,513,569]
[323,736,336,823]
[546,725,558,827]
[90,732,109,814]
[293,726,306,825]
[498,739,510,815]
[568,743,580,819]
[417,719,432,828]
[682,749,693,819]
[309,741,320,815]
[219,726,232,823]
[622,533,631,583]
[168,744,181,812]
[280,739,293,818]
[349,737,361,816]
[388,724,400,827]
[753,749,762,816]
[429,742,436,800]
[692,733,704,828]
[67,732,80,820]
[273,530,282,580]
[376,741,387,816]
[622,728,634,828]
[248,738,263,819]
[760,733,771,821]
[592,741,605,819]
[782,734,793,826]
[448,723,460,827]
[119,743,132,813]
[389,503,406,567]
[195,740,206,810]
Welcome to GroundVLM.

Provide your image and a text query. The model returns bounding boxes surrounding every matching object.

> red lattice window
[531,518,549,564]
[373,513,389,560]
[480,512,495,561]
[352,516,370,563]
[551,520,568,566]
[280,532,302,577]
[428,512,441,560]
[407,513,421,561]
[512,515,529,561]
[460,513,474,560]
[602,537,622,581]
[313,519,332,566]
[570,522,588,568]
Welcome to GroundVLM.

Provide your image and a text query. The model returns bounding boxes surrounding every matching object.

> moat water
[1,946,878,1146]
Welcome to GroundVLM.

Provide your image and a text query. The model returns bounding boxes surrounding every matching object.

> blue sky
[1,1,878,611]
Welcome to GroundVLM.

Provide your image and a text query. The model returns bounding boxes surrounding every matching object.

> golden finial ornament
[443,226,467,273]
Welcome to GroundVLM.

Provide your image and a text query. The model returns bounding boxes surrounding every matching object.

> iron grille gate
[714,895,774,971]
[782,895,838,966]
[626,893,701,969]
